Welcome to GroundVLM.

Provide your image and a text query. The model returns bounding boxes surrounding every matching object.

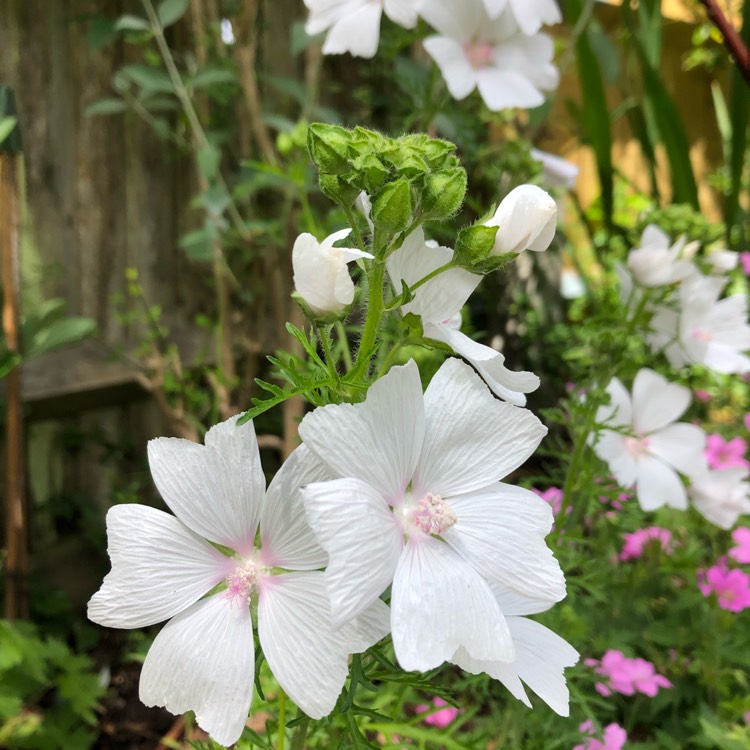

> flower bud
[485,185,557,255]
[292,229,373,318]
[371,177,413,234]
[422,167,467,220]
[319,174,360,209]
[307,123,351,174]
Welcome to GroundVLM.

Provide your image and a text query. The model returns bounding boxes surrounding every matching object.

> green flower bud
[318,174,360,209]
[453,224,500,270]
[422,138,457,168]
[307,123,351,174]
[370,177,413,235]
[422,167,467,221]
[352,153,390,193]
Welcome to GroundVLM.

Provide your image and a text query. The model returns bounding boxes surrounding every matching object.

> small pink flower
[573,721,628,750]
[588,649,671,698]
[745,413,750,432]
[698,564,750,612]
[533,486,566,516]
[740,251,750,276]
[695,389,712,402]
[620,527,673,561]
[415,697,460,729]
[729,527,750,564]
[705,434,750,470]
[744,710,750,724]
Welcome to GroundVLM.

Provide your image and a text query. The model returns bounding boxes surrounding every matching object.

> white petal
[592,431,637,487]
[425,324,539,405]
[415,358,546,496]
[337,597,392,653]
[384,0,420,28]
[260,445,331,570]
[140,594,254,747]
[423,36,477,100]
[486,185,557,255]
[321,227,354,248]
[147,417,265,556]
[293,232,354,315]
[299,360,425,502]
[323,2,382,57]
[453,645,530,707]
[476,68,544,111]
[508,0,561,34]
[636,455,688,511]
[88,505,234,629]
[596,377,632,428]
[483,0,508,18]
[443,484,566,604]
[392,536,514,671]
[302,478,403,625]
[632,368,690,434]
[648,423,707,479]
[689,468,750,529]
[258,573,351,718]
[419,0,481,40]
[492,583,557,616]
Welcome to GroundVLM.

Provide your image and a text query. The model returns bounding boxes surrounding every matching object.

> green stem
[343,205,368,255]
[290,714,310,750]
[408,260,454,294]
[318,325,339,382]
[278,689,287,750]
[347,260,386,386]
[378,339,405,378]
[335,321,353,370]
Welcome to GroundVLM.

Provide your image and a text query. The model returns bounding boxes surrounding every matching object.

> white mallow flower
[648,273,750,374]
[481,0,562,35]
[627,225,697,287]
[300,358,571,707]
[386,227,540,405]
[707,249,739,274]
[292,228,373,316]
[593,368,707,511]
[421,0,559,111]
[304,0,420,58]
[531,148,579,190]
[88,418,389,747]
[485,184,557,255]
[689,468,750,530]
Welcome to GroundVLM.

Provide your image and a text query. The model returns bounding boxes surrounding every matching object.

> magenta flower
[415,697,461,729]
[729,527,750,564]
[694,389,712,402]
[705,434,750,470]
[698,564,750,612]
[573,720,628,750]
[620,527,672,561]
[740,251,750,276]
[533,486,565,516]
[588,649,672,698]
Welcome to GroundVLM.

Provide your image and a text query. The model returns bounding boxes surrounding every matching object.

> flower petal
[648,423,707,479]
[147,417,265,556]
[258,572,381,719]
[415,358,546,496]
[139,594,255,748]
[391,536,514,671]
[452,645,530,707]
[423,36,477,99]
[492,583,557,616]
[299,360,425,502]
[508,0,561,34]
[632,368,690,434]
[636,455,687,511]
[88,505,234,629]
[419,0,481,40]
[260,445,331,570]
[323,2,382,57]
[302,478,403,625]
[443,484,566,604]
[596,377,632,429]
[476,68,544,111]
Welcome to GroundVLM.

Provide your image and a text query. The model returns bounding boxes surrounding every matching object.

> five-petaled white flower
[626,225,697,288]
[421,0,559,111]
[386,227,540,405]
[648,273,750,375]
[480,0,562,35]
[299,358,570,705]
[88,418,389,747]
[689,468,750,530]
[304,0,421,58]
[593,368,707,511]
[292,228,374,317]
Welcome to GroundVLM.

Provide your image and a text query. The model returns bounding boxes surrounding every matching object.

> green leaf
[187,68,237,89]
[26,317,96,359]
[197,145,221,181]
[120,64,174,94]
[114,14,150,32]
[0,116,17,144]
[157,0,190,28]
[85,98,127,117]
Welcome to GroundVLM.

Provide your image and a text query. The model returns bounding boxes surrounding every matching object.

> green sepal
[370,177,413,235]
[453,224,499,269]
[422,167,467,221]
[307,122,351,174]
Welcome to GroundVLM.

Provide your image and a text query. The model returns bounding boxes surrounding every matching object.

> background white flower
[627,225,696,287]
[421,0,559,111]
[88,418,388,747]
[299,358,567,690]
[593,369,707,511]
[292,228,373,316]
[689,468,750,530]
[386,227,540,404]
[480,0,562,35]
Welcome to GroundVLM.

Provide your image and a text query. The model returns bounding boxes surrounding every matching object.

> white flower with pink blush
[304,0,421,58]
[88,418,388,747]
[480,0,561,35]
[593,369,707,511]
[421,0,559,111]
[299,358,576,713]
[386,227,540,405]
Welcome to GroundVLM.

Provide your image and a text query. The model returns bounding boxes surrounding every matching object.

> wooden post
[1,87,26,620]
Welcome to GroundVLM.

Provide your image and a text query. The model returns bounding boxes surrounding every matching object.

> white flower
[531,148,579,190]
[707,249,739,274]
[299,358,569,700]
[648,273,750,374]
[88,418,389,747]
[304,0,420,58]
[386,227,540,405]
[292,228,373,316]
[593,369,707,511]
[480,0,562,35]
[626,225,696,287]
[421,0,559,111]
[689,468,750,530]
[485,184,557,255]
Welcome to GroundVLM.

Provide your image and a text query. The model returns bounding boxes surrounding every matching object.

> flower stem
[335,321,353,370]
[408,259,455,294]
[277,688,287,750]
[347,259,386,387]
[290,714,310,750]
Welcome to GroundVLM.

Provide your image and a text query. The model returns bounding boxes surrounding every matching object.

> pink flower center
[691,327,713,342]
[624,436,650,458]
[464,41,493,69]
[225,559,262,602]
[398,493,457,537]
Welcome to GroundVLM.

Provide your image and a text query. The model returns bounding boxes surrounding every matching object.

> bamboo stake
[1,149,27,620]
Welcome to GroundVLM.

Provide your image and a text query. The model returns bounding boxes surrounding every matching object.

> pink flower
[729,527,750,564]
[694,389,712,402]
[533,486,565,516]
[740,251,750,276]
[745,413,750,432]
[705,434,750,470]
[698,564,750,612]
[620,527,672,561]
[415,697,461,729]
[588,649,672,698]
[573,721,628,750]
